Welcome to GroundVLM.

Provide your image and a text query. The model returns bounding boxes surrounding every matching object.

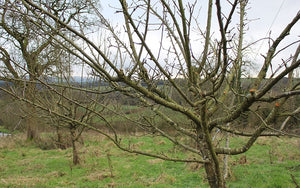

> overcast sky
[248,0,300,37]
[100,0,300,40]
[246,0,300,54]
[240,0,299,75]
[77,0,300,77]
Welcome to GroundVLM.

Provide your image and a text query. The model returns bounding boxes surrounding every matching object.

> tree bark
[70,127,80,165]
[72,140,80,165]
[25,80,39,141]
[199,137,224,188]
[197,103,225,188]
[26,112,38,141]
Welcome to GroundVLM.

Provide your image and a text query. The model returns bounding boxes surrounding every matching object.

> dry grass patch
[156,140,166,145]
[0,134,28,149]
[85,170,112,181]
[82,131,108,143]
[25,163,46,171]
[130,141,145,149]
[104,142,115,149]
[82,146,106,158]
[104,182,118,188]
[146,158,164,165]
[17,158,36,166]
[186,162,203,172]
[45,171,67,178]
[123,164,131,168]
[1,175,46,187]
[154,173,176,184]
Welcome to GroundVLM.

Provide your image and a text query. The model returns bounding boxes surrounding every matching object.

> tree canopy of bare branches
[0,0,299,187]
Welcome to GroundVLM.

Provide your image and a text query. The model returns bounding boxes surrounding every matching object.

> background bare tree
[0,0,299,187]
[0,0,97,140]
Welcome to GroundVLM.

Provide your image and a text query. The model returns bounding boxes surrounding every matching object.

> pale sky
[246,0,300,54]
[100,0,300,40]
[75,0,300,77]
[242,0,300,75]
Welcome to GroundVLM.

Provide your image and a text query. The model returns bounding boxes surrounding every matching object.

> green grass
[0,133,299,187]
[0,126,18,134]
[226,137,300,188]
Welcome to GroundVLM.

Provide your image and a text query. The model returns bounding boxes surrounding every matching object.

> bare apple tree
[1,0,299,187]
[0,0,98,140]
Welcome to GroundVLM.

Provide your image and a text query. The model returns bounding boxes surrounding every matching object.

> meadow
[0,132,299,187]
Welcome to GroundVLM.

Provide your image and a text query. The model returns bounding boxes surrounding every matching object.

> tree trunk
[196,130,224,187]
[25,81,39,141]
[200,141,224,188]
[197,104,225,188]
[26,114,38,141]
[70,127,80,165]
[72,140,80,165]
[56,126,66,149]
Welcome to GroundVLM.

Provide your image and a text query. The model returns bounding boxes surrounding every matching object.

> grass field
[0,132,299,187]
